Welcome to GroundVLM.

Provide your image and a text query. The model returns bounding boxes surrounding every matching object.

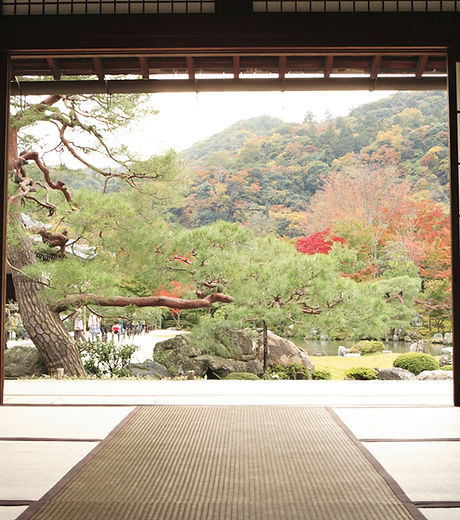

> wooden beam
[415,55,429,79]
[139,57,149,79]
[186,56,195,81]
[92,57,104,80]
[10,77,447,96]
[0,53,10,406]
[370,54,382,79]
[233,56,240,79]
[279,56,287,79]
[448,53,460,406]
[1,14,459,54]
[46,58,61,81]
[324,55,334,79]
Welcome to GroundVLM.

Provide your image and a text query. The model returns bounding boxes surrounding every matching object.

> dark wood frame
[0,7,459,405]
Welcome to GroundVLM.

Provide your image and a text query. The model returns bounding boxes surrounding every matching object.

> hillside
[180,91,448,236]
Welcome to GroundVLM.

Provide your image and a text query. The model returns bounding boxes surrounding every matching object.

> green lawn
[313,353,400,380]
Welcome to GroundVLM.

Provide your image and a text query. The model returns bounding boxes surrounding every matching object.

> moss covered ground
[312,353,401,380]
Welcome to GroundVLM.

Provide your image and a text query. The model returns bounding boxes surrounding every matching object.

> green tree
[7,94,231,376]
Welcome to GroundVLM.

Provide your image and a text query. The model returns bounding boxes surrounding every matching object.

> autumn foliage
[295,229,346,255]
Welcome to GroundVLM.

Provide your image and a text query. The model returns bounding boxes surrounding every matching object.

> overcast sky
[117,89,396,156]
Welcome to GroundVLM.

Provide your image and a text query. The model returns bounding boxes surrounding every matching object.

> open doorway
[3,57,452,388]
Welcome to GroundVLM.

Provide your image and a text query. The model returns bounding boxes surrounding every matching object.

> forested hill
[180,91,448,237]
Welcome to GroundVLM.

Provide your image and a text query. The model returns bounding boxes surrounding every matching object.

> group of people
[73,311,148,342]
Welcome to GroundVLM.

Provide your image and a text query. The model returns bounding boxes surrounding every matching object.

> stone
[439,347,453,367]
[377,368,415,380]
[338,346,350,357]
[416,370,453,380]
[443,333,453,344]
[410,340,428,353]
[214,328,255,360]
[431,333,444,343]
[257,330,314,372]
[5,345,48,378]
[194,355,259,379]
[312,351,327,356]
[127,360,171,379]
[438,354,453,367]
[344,353,360,357]
[153,334,202,377]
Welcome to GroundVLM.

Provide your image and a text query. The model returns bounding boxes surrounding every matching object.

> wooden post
[447,53,460,406]
[0,54,10,405]
[262,319,268,373]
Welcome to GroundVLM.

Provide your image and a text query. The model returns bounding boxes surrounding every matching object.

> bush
[345,367,378,380]
[224,372,260,380]
[312,368,332,380]
[393,352,439,375]
[78,339,139,377]
[441,365,453,371]
[268,363,312,380]
[355,340,385,355]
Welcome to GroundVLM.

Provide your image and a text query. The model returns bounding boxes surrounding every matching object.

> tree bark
[52,292,233,313]
[7,218,85,376]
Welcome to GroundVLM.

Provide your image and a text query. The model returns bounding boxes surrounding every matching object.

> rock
[392,335,399,342]
[195,355,262,379]
[257,330,314,372]
[312,351,327,356]
[338,346,350,357]
[377,368,415,380]
[439,355,453,367]
[443,333,453,344]
[344,353,360,357]
[245,358,264,376]
[431,333,444,343]
[410,340,428,353]
[416,370,453,380]
[439,347,453,367]
[127,360,171,379]
[215,328,255,360]
[153,334,202,377]
[5,345,48,378]
[319,333,329,341]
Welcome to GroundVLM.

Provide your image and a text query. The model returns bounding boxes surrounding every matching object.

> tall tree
[7,94,232,375]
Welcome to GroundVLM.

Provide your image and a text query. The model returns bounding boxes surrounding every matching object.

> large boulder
[377,368,415,380]
[416,370,453,380]
[431,333,444,343]
[5,345,48,378]
[153,334,202,377]
[195,355,263,379]
[127,360,171,379]
[257,330,314,372]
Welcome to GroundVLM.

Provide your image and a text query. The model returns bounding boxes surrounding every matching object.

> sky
[117,89,396,156]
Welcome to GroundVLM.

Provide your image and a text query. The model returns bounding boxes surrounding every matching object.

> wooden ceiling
[10,51,447,94]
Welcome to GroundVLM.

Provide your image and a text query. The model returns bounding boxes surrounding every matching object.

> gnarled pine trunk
[8,226,85,376]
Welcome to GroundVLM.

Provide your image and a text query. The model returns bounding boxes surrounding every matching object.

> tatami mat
[19,406,423,520]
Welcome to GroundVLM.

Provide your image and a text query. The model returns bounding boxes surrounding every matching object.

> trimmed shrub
[355,340,385,355]
[224,372,260,380]
[441,365,453,371]
[393,352,439,375]
[78,340,138,377]
[345,367,378,380]
[268,363,312,380]
[312,368,332,380]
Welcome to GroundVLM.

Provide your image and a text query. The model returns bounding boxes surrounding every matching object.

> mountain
[180,91,448,236]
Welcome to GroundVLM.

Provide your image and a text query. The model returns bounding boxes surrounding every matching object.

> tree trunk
[7,223,85,376]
